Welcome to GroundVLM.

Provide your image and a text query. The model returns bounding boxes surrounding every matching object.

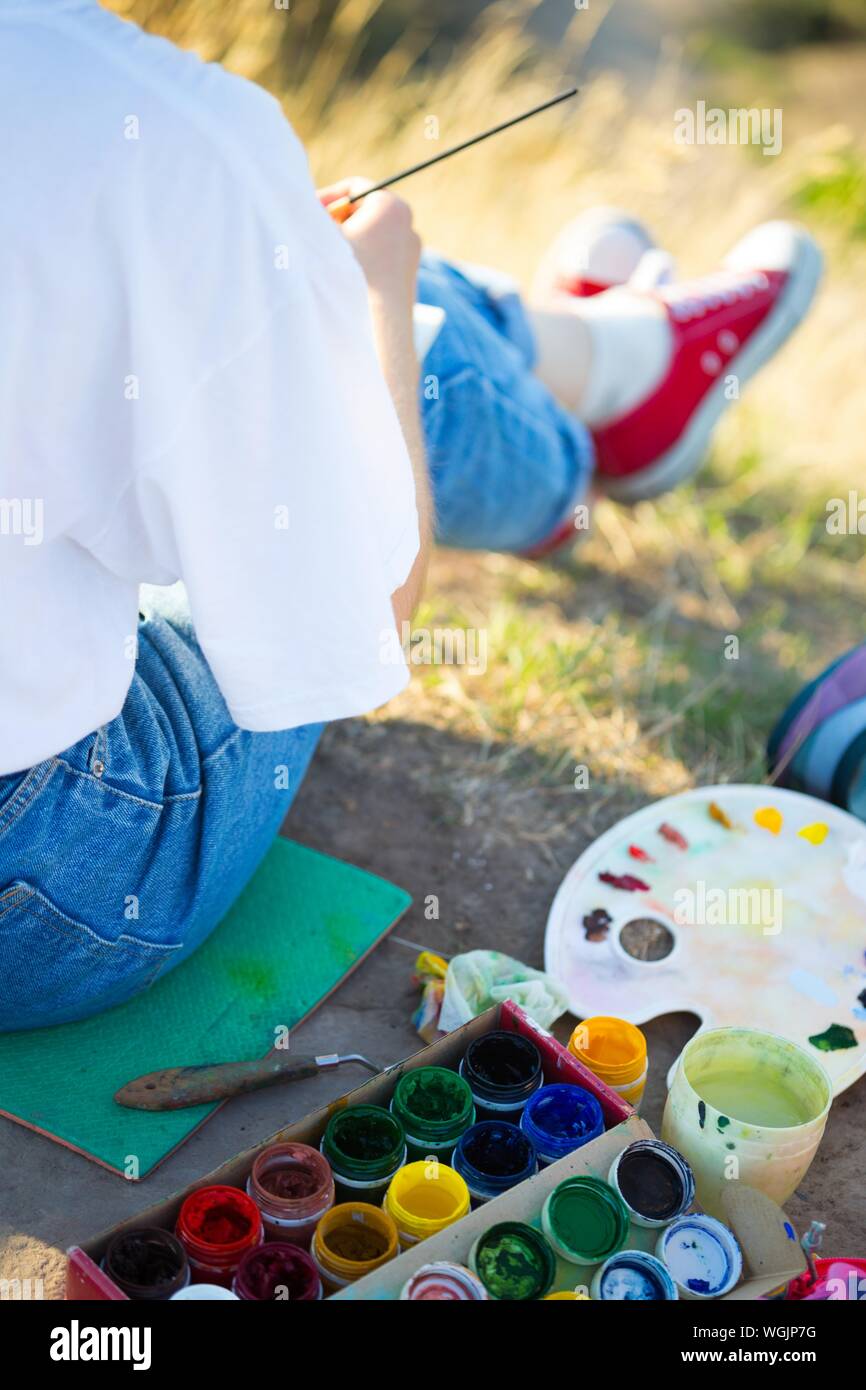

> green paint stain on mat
[0,841,410,1176]
[225,961,279,999]
[808,1023,858,1052]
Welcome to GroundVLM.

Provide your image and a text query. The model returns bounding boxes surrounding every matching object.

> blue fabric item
[418,253,594,551]
[0,597,323,1031]
[768,641,866,823]
[0,253,594,1030]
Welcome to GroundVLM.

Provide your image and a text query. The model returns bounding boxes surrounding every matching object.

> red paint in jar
[176,1185,263,1287]
[247,1142,334,1247]
[233,1241,322,1301]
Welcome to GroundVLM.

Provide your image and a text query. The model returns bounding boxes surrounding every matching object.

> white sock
[575,289,672,425]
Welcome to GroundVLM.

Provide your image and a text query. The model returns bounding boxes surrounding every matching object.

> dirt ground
[1,716,863,1300]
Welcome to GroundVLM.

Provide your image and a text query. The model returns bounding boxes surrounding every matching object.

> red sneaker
[592,221,822,502]
[532,206,672,301]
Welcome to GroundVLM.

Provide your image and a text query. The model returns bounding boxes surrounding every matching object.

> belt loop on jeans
[90,726,108,779]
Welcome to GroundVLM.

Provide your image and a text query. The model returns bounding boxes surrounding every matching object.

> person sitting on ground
[0,0,821,1030]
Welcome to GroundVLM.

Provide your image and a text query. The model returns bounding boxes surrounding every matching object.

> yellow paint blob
[754,806,783,835]
[798,821,828,845]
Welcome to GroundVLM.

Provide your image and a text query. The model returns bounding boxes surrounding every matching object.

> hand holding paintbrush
[321,88,578,224]
[317,89,578,360]
[314,90,578,619]
[319,176,422,316]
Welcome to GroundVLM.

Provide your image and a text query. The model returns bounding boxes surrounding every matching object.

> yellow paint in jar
[384,1161,470,1249]
[310,1201,398,1294]
[569,1015,648,1110]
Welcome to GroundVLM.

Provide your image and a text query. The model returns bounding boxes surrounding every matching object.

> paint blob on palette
[544,785,866,1095]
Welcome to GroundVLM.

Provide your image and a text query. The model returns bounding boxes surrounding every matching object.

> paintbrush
[115,1052,382,1111]
[326,86,578,222]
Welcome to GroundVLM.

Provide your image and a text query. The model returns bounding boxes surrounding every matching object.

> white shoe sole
[531,208,656,303]
[603,224,823,504]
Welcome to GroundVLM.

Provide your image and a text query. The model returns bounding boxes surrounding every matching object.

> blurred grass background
[107,0,866,844]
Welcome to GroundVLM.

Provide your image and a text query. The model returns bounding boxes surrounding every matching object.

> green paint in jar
[390,1066,475,1162]
[469,1222,555,1301]
[541,1176,629,1266]
[321,1106,406,1205]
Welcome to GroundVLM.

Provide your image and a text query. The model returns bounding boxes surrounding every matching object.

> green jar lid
[469,1222,556,1301]
[542,1177,629,1265]
[390,1067,475,1142]
[321,1105,406,1183]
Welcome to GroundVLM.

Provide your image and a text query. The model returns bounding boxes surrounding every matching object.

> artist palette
[544,784,866,1095]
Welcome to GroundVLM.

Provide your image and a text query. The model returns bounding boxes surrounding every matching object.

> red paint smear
[598,871,650,892]
[658,822,688,850]
[628,844,653,862]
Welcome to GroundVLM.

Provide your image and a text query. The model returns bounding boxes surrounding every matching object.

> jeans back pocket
[0,882,181,1032]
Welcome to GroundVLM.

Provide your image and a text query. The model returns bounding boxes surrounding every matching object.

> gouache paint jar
[543,1290,591,1300]
[608,1139,695,1228]
[591,1250,678,1301]
[321,1105,406,1206]
[568,1016,648,1110]
[656,1214,742,1300]
[400,1262,489,1301]
[661,1027,832,1218]
[247,1142,334,1246]
[102,1228,190,1301]
[469,1222,556,1301]
[233,1241,322,1301]
[176,1186,263,1288]
[458,1030,543,1124]
[171,1284,239,1301]
[541,1176,629,1268]
[390,1066,475,1162]
[311,1202,398,1294]
[383,1161,470,1249]
[519,1083,604,1166]
[452,1120,537,1206]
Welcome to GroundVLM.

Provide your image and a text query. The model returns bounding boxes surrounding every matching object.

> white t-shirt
[0,0,419,775]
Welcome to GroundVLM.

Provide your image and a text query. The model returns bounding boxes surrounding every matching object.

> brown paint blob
[582,908,612,942]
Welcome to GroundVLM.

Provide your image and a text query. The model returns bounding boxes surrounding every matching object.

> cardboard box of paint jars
[66,1001,630,1298]
[65,1001,805,1301]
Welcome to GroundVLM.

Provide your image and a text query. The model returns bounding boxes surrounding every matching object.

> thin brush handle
[327,86,578,222]
[114,1055,324,1111]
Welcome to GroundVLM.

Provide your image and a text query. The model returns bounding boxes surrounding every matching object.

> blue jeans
[0,256,593,1030]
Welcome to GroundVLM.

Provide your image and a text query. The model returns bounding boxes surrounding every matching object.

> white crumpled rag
[438,950,569,1034]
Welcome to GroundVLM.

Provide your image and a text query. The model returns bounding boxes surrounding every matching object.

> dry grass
[109,0,866,841]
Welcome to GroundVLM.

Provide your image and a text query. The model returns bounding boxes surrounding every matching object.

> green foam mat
[0,840,410,1177]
